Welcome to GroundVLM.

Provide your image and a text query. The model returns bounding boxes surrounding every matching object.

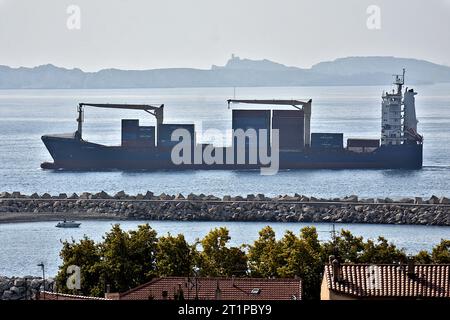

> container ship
[41,71,423,170]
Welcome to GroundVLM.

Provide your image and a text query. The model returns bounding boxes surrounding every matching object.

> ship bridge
[381,70,423,146]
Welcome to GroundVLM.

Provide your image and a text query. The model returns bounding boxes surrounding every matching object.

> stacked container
[157,123,195,148]
[347,139,379,153]
[311,133,343,149]
[272,110,305,151]
[121,119,140,147]
[232,110,271,164]
[137,126,155,147]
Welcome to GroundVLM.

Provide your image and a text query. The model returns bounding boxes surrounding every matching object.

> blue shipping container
[311,133,343,149]
[122,119,139,146]
[272,110,304,150]
[158,124,195,147]
[137,126,155,147]
[232,110,271,148]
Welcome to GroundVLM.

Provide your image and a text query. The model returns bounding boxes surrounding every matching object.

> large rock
[95,191,111,199]
[0,192,11,198]
[79,192,92,200]
[175,193,185,200]
[159,193,172,200]
[13,278,25,287]
[0,280,10,291]
[135,193,144,200]
[346,195,358,202]
[2,290,13,300]
[10,286,25,295]
[30,279,42,289]
[398,197,414,204]
[144,191,154,199]
[439,197,449,204]
[11,191,22,198]
[114,191,127,199]
[428,195,440,204]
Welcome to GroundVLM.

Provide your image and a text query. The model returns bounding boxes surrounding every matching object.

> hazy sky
[0,0,449,71]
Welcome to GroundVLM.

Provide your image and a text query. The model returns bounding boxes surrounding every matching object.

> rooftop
[118,277,302,300]
[324,263,450,299]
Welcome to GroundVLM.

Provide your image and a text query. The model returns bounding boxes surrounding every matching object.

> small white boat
[55,220,81,228]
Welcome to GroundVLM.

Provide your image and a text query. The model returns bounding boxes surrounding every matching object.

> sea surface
[1,220,450,277]
[0,85,449,198]
[0,85,450,276]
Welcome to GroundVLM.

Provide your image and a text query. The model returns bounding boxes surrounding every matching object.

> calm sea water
[1,220,450,277]
[0,85,450,277]
[0,85,449,198]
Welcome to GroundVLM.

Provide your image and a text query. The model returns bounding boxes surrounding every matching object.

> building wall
[320,276,356,300]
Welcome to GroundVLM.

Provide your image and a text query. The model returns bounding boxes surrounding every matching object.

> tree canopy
[56,224,450,300]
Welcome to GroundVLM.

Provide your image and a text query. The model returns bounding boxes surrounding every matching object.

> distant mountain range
[1,55,450,89]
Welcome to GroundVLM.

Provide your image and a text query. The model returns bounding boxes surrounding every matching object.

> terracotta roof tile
[119,277,302,300]
[324,264,450,299]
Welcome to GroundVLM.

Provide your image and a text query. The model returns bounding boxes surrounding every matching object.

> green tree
[56,236,103,296]
[156,233,197,277]
[247,226,283,277]
[277,227,324,300]
[198,227,247,276]
[414,250,432,264]
[322,230,365,263]
[359,237,407,264]
[431,239,450,263]
[100,224,157,293]
[128,224,159,281]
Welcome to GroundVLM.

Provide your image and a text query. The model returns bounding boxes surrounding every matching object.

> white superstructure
[381,70,422,146]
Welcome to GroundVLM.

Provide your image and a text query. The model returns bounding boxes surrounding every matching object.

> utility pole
[37,262,45,300]
[331,224,337,256]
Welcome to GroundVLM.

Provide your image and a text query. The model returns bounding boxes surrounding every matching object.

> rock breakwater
[0,191,449,226]
[0,276,54,300]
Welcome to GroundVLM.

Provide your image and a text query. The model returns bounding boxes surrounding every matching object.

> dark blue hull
[41,135,423,170]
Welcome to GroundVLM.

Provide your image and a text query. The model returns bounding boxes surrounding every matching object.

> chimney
[177,284,184,300]
[303,100,312,147]
[105,292,120,300]
[329,255,335,264]
[332,258,341,282]
[407,256,415,277]
[232,275,236,287]
[215,281,222,300]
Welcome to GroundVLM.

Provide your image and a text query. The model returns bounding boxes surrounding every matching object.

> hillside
[0,55,449,89]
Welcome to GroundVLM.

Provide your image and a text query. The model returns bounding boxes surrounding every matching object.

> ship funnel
[403,88,418,138]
